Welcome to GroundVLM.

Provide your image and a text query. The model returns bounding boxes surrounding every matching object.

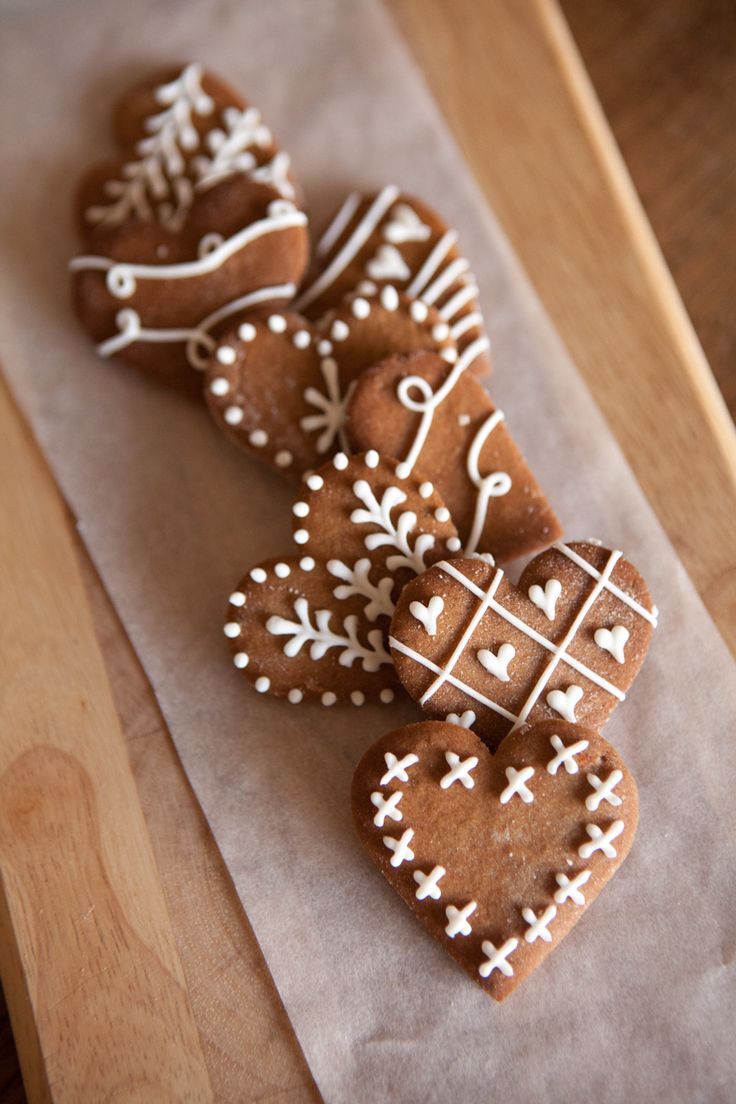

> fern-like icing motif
[266,597,391,671]
[327,558,396,620]
[350,480,436,573]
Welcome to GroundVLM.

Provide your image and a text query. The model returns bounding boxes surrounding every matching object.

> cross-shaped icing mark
[413,865,446,900]
[380,751,419,785]
[585,769,623,811]
[444,901,477,938]
[440,750,479,790]
[554,869,591,906]
[499,765,535,805]
[546,733,590,776]
[578,820,624,859]
[479,937,519,978]
[370,790,403,827]
[522,904,557,944]
[382,828,415,868]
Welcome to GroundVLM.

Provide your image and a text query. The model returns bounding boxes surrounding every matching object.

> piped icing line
[553,542,658,626]
[315,191,362,257]
[295,185,400,311]
[420,257,470,307]
[70,205,307,299]
[405,230,458,298]
[464,410,512,556]
[439,283,480,321]
[450,312,484,340]
[95,282,296,368]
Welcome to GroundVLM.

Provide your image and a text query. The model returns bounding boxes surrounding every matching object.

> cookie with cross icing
[345,347,561,560]
[70,63,309,391]
[295,186,489,374]
[224,451,461,703]
[204,285,456,477]
[353,719,638,1000]
[389,541,656,747]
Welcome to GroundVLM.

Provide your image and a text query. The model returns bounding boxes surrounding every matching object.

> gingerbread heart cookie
[353,719,638,1000]
[296,187,489,373]
[389,541,656,747]
[224,451,461,703]
[70,63,309,390]
[346,348,561,560]
[204,284,456,476]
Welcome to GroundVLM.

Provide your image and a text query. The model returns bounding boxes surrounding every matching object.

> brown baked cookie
[224,451,460,703]
[295,187,489,374]
[389,541,656,747]
[70,63,308,391]
[346,349,561,561]
[352,719,638,1000]
[204,285,456,477]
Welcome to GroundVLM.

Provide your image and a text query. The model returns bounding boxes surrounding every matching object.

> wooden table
[2,1,735,1099]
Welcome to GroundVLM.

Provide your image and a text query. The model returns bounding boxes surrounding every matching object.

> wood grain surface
[1,0,734,1100]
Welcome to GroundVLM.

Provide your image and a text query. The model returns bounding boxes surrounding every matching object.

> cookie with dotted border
[389,542,656,748]
[224,451,460,703]
[204,285,456,477]
[296,186,489,374]
[70,62,309,391]
[352,719,638,1000]
[346,347,562,560]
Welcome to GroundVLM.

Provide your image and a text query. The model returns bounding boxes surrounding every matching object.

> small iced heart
[366,243,411,281]
[446,710,477,729]
[383,203,431,244]
[409,595,445,636]
[477,643,515,682]
[546,685,583,722]
[594,625,629,664]
[528,579,562,621]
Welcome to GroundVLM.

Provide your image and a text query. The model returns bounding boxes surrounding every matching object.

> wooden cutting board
[1,1,734,1100]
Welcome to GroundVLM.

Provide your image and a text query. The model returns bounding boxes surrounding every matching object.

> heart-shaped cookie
[346,349,562,560]
[70,63,309,390]
[224,451,460,702]
[204,285,456,476]
[352,719,638,1000]
[389,541,656,747]
[296,187,489,373]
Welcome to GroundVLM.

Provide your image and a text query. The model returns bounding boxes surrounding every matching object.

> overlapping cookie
[224,451,461,703]
[204,285,455,476]
[70,63,309,390]
[296,187,489,374]
[390,541,657,747]
[346,347,562,560]
[353,719,638,1000]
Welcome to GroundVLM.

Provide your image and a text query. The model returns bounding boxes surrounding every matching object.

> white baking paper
[1,1,735,1100]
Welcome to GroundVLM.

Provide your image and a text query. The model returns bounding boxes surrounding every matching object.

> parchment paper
[1,1,735,1100]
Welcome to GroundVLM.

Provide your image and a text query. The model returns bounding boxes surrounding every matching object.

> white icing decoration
[380,688,395,704]
[288,688,303,704]
[445,901,477,938]
[296,185,400,311]
[300,357,347,454]
[233,652,248,669]
[331,319,350,341]
[476,642,515,682]
[366,244,411,281]
[578,820,625,860]
[440,751,478,790]
[209,376,229,396]
[413,866,445,901]
[350,480,436,573]
[499,765,535,805]
[380,752,419,785]
[275,450,293,468]
[383,203,431,244]
[195,106,294,201]
[266,598,391,671]
[585,770,624,811]
[228,591,246,607]
[327,558,395,620]
[224,406,243,426]
[371,790,403,827]
[268,314,287,333]
[439,283,479,321]
[522,904,557,944]
[223,622,240,638]
[547,685,584,722]
[409,596,444,636]
[351,297,371,320]
[293,329,311,349]
[528,579,562,621]
[462,411,512,555]
[351,690,365,706]
[71,209,307,300]
[315,191,361,258]
[478,937,518,978]
[445,710,476,729]
[380,285,400,312]
[594,625,630,664]
[216,344,236,365]
[322,691,337,706]
[406,230,457,298]
[255,676,270,693]
[383,828,415,868]
[546,733,589,776]
[554,870,591,906]
[553,542,658,626]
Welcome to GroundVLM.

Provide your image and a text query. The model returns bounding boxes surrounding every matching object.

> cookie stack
[70,64,658,1000]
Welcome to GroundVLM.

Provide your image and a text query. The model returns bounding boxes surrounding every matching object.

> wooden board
[1,0,734,1099]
